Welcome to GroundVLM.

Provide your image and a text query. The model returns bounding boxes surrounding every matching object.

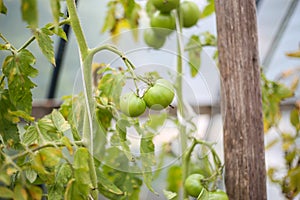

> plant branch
[10,141,85,161]
[17,18,70,52]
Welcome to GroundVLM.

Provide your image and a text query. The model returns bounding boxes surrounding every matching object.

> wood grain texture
[214,0,267,199]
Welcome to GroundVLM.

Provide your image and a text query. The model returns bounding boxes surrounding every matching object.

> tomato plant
[0,0,226,200]
[179,1,201,28]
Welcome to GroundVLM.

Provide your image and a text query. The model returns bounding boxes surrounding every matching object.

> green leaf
[21,0,38,28]
[53,27,68,41]
[2,49,37,114]
[0,89,20,148]
[145,113,167,131]
[13,184,28,200]
[25,168,38,183]
[0,171,11,185]
[27,185,43,200]
[9,110,34,122]
[39,147,62,168]
[34,28,56,65]
[59,95,83,141]
[0,186,14,198]
[288,167,300,196]
[166,165,182,193]
[101,1,117,33]
[51,109,70,132]
[0,0,7,15]
[290,108,300,131]
[140,134,156,194]
[74,148,92,186]
[201,0,215,19]
[37,114,64,142]
[55,163,72,185]
[115,119,134,161]
[97,170,123,195]
[50,0,61,31]
[186,35,202,77]
[163,190,177,200]
[97,71,125,104]
[64,179,87,200]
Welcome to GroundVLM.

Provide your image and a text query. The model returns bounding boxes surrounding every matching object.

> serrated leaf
[38,114,63,141]
[35,28,56,65]
[0,89,20,148]
[97,70,125,104]
[0,0,7,15]
[163,190,177,200]
[51,109,70,132]
[0,186,14,198]
[2,49,37,114]
[186,35,202,77]
[21,0,38,28]
[50,0,60,32]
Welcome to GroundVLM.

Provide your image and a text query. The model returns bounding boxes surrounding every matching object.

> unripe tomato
[150,11,176,35]
[184,174,205,197]
[144,29,166,49]
[120,92,146,117]
[180,1,200,28]
[208,190,229,200]
[143,79,174,110]
[152,0,180,13]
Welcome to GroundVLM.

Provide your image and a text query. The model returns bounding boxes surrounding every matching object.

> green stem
[17,18,70,52]
[66,0,89,59]
[174,8,189,199]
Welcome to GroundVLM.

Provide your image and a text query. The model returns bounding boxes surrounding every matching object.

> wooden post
[214,1,267,199]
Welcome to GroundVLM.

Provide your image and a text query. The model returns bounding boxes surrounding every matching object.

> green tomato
[208,190,229,200]
[180,1,200,28]
[150,11,175,36]
[184,174,205,197]
[152,0,180,13]
[120,92,146,117]
[143,79,174,110]
[144,29,166,49]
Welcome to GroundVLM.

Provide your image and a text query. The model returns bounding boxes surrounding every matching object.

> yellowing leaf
[111,19,130,43]
[39,147,62,168]
[286,50,300,58]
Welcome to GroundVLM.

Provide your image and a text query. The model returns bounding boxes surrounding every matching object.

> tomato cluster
[120,79,175,117]
[184,173,229,199]
[144,0,201,49]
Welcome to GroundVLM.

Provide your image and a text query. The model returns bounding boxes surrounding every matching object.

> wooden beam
[214,0,267,199]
